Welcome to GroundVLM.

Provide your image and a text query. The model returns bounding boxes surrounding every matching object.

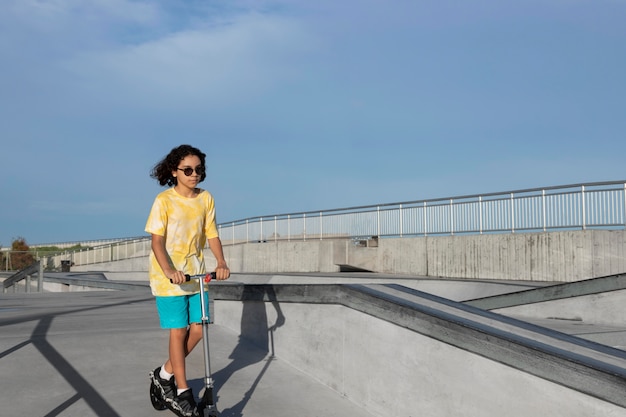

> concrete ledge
[211,282,626,416]
[466,272,626,327]
[43,273,150,292]
[466,272,626,310]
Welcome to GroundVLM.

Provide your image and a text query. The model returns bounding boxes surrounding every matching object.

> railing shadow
[195,285,285,417]
[0,295,154,417]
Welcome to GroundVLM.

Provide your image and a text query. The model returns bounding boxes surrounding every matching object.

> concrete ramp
[466,272,626,348]
[213,282,626,416]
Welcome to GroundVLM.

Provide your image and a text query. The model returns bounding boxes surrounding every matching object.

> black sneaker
[150,367,176,404]
[170,389,199,417]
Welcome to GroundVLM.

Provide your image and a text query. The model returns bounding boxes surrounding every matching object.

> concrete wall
[214,287,626,417]
[221,230,626,281]
[426,230,626,281]
[72,229,626,282]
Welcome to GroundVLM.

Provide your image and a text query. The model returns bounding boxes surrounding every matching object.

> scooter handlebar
[170,272,216,283]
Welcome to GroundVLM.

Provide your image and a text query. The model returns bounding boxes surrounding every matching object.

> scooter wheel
[150,381,168,410]
[198,401,218,417]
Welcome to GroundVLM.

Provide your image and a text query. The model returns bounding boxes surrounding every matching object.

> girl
[146,144,229,417]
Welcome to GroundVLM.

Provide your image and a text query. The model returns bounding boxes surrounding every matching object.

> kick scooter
[190,272,219,417]
[150,272,219,417]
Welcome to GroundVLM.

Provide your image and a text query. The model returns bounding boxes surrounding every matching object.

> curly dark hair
[150,144,207,186]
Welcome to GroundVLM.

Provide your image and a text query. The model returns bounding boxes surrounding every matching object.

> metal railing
[25,181,626,268]
[219,181,626,243]
[2,262,43,293]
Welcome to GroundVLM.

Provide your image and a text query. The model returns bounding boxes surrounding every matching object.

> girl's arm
[151,234,186,284]
[207,236,230,280]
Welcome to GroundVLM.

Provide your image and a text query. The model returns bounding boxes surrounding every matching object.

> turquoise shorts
[155,292,209,329]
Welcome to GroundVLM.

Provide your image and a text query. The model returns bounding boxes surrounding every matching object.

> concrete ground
[0,289,375,417]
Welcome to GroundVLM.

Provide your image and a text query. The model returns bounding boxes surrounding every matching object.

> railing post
[450,199,454,235]
[581,185,586,230]
[303,213,307,241]
[377,206,381,237]
[623,182,626,229]
[479,196,483,234]
[423,201,427,236]
[287,215,291,242]
[320,212,323,240]
[511,193,515,233]
[38,261,43,292]
[399,204,403,237]
[542,189,547,232]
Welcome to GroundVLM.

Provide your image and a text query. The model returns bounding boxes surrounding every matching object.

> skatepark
[2,269,626,417]
[3,183,626,416]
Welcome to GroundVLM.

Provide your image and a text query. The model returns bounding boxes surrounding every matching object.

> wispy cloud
[60,13,318,110]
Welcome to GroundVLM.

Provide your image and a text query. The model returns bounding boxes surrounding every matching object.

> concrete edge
[465,272,626,310]
[42,275,151,291]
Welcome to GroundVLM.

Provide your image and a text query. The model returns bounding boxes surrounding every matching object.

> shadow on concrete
[34,316,120,417]
[192,285,285,417]
[0,295,153,417]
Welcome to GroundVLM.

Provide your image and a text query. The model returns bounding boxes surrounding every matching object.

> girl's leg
[164,324,204,390]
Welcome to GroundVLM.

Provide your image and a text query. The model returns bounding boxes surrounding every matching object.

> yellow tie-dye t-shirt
[145,188,219,296]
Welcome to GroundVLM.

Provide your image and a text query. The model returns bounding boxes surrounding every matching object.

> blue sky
[1,0,625,246]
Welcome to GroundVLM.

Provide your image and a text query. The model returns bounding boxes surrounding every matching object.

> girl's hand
[167,270,186,284]
[214,264,230,281]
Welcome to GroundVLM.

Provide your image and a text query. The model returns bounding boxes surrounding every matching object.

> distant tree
[32,245,66,258]
[0,245,5,270]
[10,237,36,270]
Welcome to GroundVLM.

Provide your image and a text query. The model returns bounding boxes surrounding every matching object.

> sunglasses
[177,166,205,176]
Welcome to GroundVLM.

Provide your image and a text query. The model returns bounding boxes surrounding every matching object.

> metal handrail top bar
[225,180,626,223]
